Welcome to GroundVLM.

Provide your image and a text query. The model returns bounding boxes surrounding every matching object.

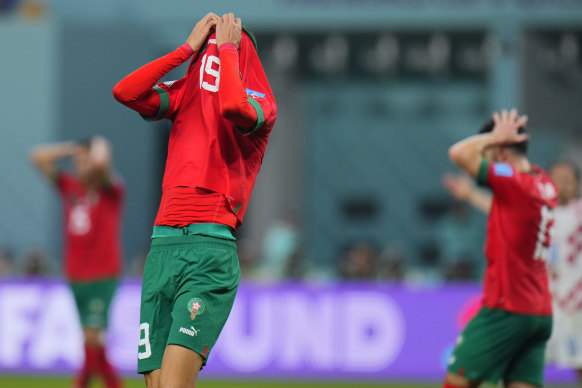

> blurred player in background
[545,160,582,382]
[30,136,125,388]
[444,109,557,388]
[113,12,276,388]
[444,160,582,383]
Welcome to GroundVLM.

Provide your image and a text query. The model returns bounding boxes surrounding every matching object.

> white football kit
[547,198,582,368]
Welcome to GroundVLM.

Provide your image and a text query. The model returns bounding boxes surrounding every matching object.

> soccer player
[545,160,582,382]
[112,12,276,388]
[30,136,125,388]
[444,109,557,388]
[444,160,582,383]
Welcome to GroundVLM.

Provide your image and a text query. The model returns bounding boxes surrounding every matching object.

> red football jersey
[478,160,558,315]
[57,173,124,281]
[151,32,277,228]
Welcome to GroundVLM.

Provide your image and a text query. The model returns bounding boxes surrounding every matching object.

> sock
[95,345,123,388]
[72,344,94,388]
[443,382,466,388]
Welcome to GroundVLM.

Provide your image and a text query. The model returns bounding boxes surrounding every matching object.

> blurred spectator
[0,247,15,277]
[237,238,260,279]
[258,212,301,280]
[405,241,444,284]
[376,243,405,281]
[441,173,490,279]
[0,0,19,13]
[129,247,149,278]
[438,200,482,280]
[338,242,377,280]
[284,249,305,280]
[21,247,52,277]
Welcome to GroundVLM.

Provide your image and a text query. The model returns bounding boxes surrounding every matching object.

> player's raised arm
[216,14,261,132]
[113,13,218,119]
[448,109,528,178]
[442,173,492,214]
[88,136,114,188]
[29,141,77,181]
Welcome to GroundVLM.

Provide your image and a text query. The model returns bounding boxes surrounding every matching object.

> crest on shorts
[187,297,206,320]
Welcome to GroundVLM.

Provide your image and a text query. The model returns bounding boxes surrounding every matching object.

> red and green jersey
[114,30,276,229]
[477,160,558,316]
[57,172,125,281]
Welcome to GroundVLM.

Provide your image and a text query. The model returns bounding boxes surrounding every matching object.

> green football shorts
[70,278,119,329]
[137,230,240,373]
[448,306,552,387]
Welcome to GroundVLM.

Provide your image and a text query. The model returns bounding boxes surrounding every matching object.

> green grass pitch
[0,376,575,387]
[0,376,440,388]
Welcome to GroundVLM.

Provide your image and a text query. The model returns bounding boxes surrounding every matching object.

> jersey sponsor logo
[188,297,206,320]
[493,163,513,177]
[208,38,217,45]
[246,88,265,99]
[179,326,200,337]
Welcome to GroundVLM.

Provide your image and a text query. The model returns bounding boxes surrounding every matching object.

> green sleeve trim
[233,202,242,214]
[246,97,265,134]
[140,86,170,122]
[139,113,154,122]
[153,86,170,120]
[477,158,490,186]
[242,26,258,50]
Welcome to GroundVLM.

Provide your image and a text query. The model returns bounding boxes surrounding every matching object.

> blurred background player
[113,12,276,388]
[546,160,582,382]
[444,160,582,383]
[444,109,557,388]
[30,136,125,388]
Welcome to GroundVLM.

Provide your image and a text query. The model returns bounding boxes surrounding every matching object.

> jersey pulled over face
[152,31,276,227]
[477,160,558,316]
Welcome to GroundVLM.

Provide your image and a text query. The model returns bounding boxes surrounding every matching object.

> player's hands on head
[216,13,242,49]
[187,12,219,52]
[442,173,474,201]
[491,108,529,145]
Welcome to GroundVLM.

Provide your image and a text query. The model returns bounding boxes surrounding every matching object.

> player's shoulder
[530,165,558,203]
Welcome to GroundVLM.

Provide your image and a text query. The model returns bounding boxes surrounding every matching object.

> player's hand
[491,108,529,145]
[216,13,242,49]
[186,12,219,52]
[442,173,474,201]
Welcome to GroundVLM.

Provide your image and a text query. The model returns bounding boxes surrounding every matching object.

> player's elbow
[112,82,129,105]
[220,102,251,123]
[448,144,464,166]
[220,102,240,120]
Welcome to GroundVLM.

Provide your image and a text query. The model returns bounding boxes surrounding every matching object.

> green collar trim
[242,26,258,50]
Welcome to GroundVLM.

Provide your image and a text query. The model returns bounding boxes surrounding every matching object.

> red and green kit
[448,159,558,386]
[114,29,277,372]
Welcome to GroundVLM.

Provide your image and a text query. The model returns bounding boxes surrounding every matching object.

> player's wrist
[180,43,195,56]
[218,43,238,53]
